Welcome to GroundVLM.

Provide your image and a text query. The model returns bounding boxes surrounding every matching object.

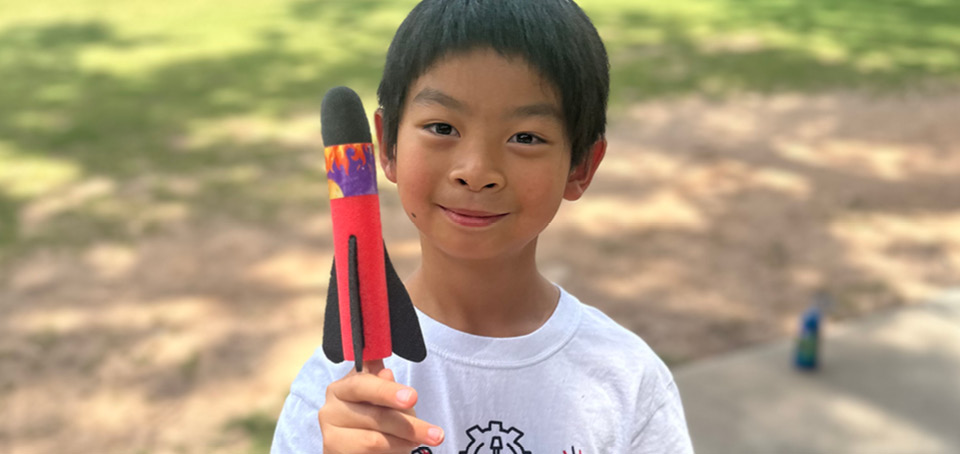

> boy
[272,0,693,452]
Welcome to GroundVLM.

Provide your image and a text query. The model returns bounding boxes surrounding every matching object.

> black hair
[377,0,609,168]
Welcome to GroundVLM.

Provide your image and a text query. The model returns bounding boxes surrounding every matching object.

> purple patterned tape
[324,143,377,199]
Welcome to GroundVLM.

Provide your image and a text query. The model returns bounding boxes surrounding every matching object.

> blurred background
[1,0,958,453]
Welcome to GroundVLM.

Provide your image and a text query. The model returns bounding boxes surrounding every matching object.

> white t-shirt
[271,286,693,453]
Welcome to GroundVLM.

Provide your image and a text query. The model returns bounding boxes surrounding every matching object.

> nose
[448,140,506,192]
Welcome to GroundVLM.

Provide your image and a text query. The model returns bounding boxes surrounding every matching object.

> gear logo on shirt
[459,420,530,454]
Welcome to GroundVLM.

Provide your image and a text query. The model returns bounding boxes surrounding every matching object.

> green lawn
[2,0,959,263]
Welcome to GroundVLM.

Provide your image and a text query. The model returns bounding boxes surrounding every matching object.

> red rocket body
[320,87,425,369]
[328,183,391,361]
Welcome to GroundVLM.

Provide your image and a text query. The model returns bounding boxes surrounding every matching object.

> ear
[563,137,606,201]
[374,108,397,183]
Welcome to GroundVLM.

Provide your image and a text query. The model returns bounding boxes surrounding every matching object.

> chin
[432,234,537,263]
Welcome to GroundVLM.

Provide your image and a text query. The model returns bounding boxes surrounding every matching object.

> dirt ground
[2,90,959,453]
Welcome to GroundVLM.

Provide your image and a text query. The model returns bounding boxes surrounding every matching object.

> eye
[509,132,546,145]
[425,123,459,137]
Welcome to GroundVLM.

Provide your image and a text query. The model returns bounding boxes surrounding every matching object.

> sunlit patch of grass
[0,143,81,199]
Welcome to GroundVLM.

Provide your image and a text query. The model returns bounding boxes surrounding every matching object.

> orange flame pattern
[325,144,352,176]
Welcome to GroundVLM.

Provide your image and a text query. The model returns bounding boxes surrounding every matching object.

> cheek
[513,165,568,214]
[523,157,569,190]
[394,150,435,210]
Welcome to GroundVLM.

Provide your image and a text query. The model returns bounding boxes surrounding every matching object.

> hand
[319,359,445,453]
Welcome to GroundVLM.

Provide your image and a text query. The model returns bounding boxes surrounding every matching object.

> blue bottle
[795,303,821,370]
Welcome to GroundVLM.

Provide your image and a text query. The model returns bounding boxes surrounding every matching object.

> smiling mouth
[439,205,508,227]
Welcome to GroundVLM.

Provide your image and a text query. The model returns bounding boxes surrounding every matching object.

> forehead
[404,48,562,117]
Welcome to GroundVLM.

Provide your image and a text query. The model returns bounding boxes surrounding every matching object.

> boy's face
[377,48,603,261]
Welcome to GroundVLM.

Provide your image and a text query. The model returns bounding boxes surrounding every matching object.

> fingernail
[396,388,413,404]
[428,427,443,444]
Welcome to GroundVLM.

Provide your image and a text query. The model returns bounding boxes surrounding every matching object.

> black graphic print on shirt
[459,420,530,454]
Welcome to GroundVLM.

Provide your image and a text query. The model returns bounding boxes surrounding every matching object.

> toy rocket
[320,86,426,371]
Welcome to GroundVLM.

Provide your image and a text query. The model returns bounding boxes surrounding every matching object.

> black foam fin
[322,260,344,363]
[384,245,427,362]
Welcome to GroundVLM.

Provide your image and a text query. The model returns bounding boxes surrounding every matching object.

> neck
[407,237,559,338]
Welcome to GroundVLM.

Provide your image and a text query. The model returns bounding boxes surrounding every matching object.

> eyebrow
[412,87,467,112]
[508,103,563,122]
[411,87,562,122]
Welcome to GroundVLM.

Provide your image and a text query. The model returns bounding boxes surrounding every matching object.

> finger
[378,367,395,382]
[372,368,416,415]
[373,368,416,416]
[333,372,419,410]
[322,426,420,453]
[330,368,415,417]
[336,401,444,447]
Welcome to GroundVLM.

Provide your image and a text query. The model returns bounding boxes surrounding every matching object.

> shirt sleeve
[271,349,338,453]
[631,380,695,454]
[271,392,325,453]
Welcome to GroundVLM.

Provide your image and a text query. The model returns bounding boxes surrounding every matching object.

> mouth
[438,205,509,227]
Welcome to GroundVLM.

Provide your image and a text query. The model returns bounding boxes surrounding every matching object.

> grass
[1,0,958,266]
[225,411,278,454]
[583,0,960,99]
